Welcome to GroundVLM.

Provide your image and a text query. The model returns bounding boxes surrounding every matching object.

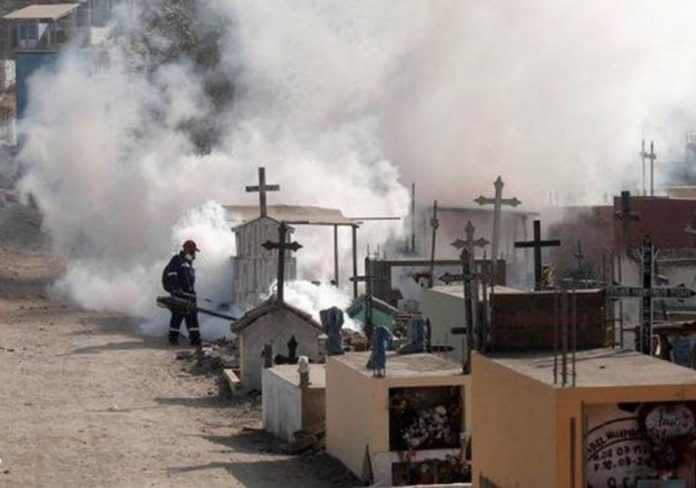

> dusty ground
[0,203,357,487]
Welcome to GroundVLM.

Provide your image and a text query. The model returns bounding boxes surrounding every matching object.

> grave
[231,299,323,391]
[326,352,470,486]
[262,363,325,443]
[473,348,696,488]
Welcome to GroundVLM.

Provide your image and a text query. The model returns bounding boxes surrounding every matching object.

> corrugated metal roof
[5,4,80,20]
[225,205,357,227]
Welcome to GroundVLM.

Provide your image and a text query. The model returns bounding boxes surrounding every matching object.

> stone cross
[246,167,280,217]
[614,190,640,252]
[514,220,561,291]
[474,176,521,284]
[428,200,439,288]
[261,222,302,303]
[640,140,657,197]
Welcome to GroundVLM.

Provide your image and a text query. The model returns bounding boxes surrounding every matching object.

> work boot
[168,334,179,346]
[190,337,201,347]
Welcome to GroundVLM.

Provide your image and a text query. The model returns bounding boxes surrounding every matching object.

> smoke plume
[16,1,696,334]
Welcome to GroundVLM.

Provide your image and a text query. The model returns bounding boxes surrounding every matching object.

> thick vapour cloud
[16,1,696,331]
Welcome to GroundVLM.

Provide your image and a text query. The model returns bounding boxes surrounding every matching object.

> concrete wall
[421,287,468,362]
[262,368,302,442]
[239,309,320,391]
[472,353,558,488]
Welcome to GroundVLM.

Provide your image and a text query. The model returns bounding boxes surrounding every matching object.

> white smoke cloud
[16,0,696,337]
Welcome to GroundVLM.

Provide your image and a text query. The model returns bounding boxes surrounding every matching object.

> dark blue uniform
[162,252,200,345]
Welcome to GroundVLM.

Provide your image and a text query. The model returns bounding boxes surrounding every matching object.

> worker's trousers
[169,312,201,346]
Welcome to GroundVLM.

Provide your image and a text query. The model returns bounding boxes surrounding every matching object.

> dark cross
[428,200,439,288]
[474,176,521,283]
[287,335,298,363]
[574,241,585,272]
[245,167,280,218]
[262,222,302,303]
[640,139,647,196]
[640,140,657,197]
[349,258,383,343]
[607,236,696,355]
[614,190,640,253]
[514,220,561,291]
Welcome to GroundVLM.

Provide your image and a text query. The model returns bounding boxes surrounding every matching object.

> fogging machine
[156,295,237,321]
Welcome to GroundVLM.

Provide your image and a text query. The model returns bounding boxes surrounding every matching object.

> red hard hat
[183,240,200,253]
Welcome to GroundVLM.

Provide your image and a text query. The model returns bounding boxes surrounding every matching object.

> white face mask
[185,253,194,262]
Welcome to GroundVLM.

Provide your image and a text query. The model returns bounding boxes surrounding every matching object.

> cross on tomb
[246,167,280,218]
[261,222,302,303]
[442,221,489,285]
[640,140,657,197]
[514,220,561,291]
[615,191,640,252]
[606,236,696,355]
[349,258,384,343]
[474,176,521,284]
[427,200,439,288]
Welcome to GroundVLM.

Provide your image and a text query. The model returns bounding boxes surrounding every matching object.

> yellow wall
[326,357,375,479]
[326,355,470,482]
[472,353,558,488]
[473,352,696,488]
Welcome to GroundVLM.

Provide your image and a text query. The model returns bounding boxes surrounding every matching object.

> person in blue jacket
[162,240,201,346]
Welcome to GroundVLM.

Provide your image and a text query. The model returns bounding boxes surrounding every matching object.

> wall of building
[471,353,558,488]
[239,309,320,390]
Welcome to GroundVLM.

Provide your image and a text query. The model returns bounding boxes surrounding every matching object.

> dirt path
[0,204,355,488]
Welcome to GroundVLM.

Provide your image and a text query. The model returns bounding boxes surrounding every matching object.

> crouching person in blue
[162,240,201,346]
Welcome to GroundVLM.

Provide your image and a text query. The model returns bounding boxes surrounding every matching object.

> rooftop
[4,3,80,20]
[225,205,357,227]
[230,299,321,334]
[486,348,696,388]
[333,352,461,378]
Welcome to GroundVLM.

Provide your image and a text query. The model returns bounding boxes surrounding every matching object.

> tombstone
[320,306,345,356]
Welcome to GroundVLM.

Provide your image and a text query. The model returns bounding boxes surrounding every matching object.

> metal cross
[261,222,302,303]
[514,220,561,291]
[474,176,521,284]
[607,236,696,355]
[246,167,280,217]
[349,258,384,343]
[614,190,640,253]
[428,200,439,288]
[640,140,657,197]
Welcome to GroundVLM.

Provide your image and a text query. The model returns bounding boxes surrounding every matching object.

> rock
[176,350,194,360]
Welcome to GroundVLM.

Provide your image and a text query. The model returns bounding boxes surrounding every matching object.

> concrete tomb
[231,299,323,391]
[326,352,470,486]
[262,363,325,444]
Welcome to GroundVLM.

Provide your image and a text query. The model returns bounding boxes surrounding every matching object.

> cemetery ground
[0,203,356,487]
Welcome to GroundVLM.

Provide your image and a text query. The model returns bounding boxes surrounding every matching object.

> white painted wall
[262,368,302,442]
